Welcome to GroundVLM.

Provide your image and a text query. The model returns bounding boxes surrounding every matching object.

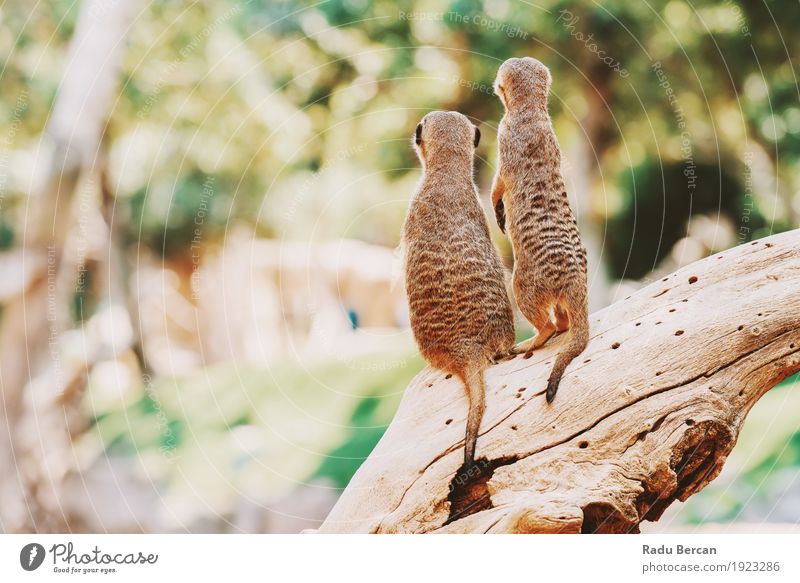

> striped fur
[491,58,589,403]
[403,111,515,465]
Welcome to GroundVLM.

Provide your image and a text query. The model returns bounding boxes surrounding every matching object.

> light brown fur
[491,57,589,403]
[403,111,515,466]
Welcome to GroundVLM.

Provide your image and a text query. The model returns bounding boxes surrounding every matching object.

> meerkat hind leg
[510,320,557,356]
[554,303,570,332]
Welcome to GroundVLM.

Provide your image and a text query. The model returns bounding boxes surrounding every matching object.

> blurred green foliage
[608,160,751,279]
[2,0,798,266]
[87,352,423,520]
[682,374,800,525]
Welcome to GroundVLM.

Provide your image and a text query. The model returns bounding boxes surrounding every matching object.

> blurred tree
[0,0,137,532]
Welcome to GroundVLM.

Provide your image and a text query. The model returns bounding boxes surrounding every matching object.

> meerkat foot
[511,327,556,355]
[510,336,538,355]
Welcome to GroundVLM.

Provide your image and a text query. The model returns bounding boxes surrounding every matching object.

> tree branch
[317,231,800,533]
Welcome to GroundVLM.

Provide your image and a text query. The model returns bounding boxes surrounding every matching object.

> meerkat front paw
[494,199,506,233]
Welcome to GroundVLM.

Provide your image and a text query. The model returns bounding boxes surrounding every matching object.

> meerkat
[491,57,589,403]
[403,110,515,467]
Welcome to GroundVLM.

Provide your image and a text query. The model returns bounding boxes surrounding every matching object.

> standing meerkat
[491,57,589,403]
[403,110,515,467]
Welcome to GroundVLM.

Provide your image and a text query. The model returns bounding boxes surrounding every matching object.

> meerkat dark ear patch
[415,123,422,145]
[474,126,481,148]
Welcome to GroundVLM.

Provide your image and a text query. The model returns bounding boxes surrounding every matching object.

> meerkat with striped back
[403,111,515,467]
[491,57,589,403]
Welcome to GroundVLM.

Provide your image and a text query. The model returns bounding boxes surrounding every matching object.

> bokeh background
[0,0,798,533]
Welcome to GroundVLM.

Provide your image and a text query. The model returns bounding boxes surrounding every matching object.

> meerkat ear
[473,126,481,148]
[415,123,422,145]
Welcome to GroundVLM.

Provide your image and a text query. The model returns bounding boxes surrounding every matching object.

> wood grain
[317,231,800,533]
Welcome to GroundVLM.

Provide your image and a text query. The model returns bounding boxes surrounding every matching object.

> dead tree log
[318,231,800,534]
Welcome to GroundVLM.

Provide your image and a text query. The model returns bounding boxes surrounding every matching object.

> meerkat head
[494,57,552,112]
[413,110,480,168]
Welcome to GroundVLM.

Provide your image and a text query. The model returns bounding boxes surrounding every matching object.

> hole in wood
[737,325,744,331]
[688,276,698,284]
[611,342,620,349]
[685,419,695,426]
[651,415,667,432]
[675,330,684,336]
[445,374,452,380]
[635,322,641,326]
[445,419,452,425]
[446,456,517,524]
[511,425,518,431]
[579,441,589,449]
[581,502,635,534]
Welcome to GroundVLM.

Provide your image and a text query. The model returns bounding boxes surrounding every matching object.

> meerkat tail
[546,298,589,403]
[459,364,486,466]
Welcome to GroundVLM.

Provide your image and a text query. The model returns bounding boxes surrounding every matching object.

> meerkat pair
[402,58,589,468]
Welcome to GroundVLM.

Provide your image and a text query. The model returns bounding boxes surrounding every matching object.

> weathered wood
[318,231,800,533]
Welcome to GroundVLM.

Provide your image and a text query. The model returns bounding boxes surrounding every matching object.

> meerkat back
[403,110,514,466]
[491,57,590,403]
